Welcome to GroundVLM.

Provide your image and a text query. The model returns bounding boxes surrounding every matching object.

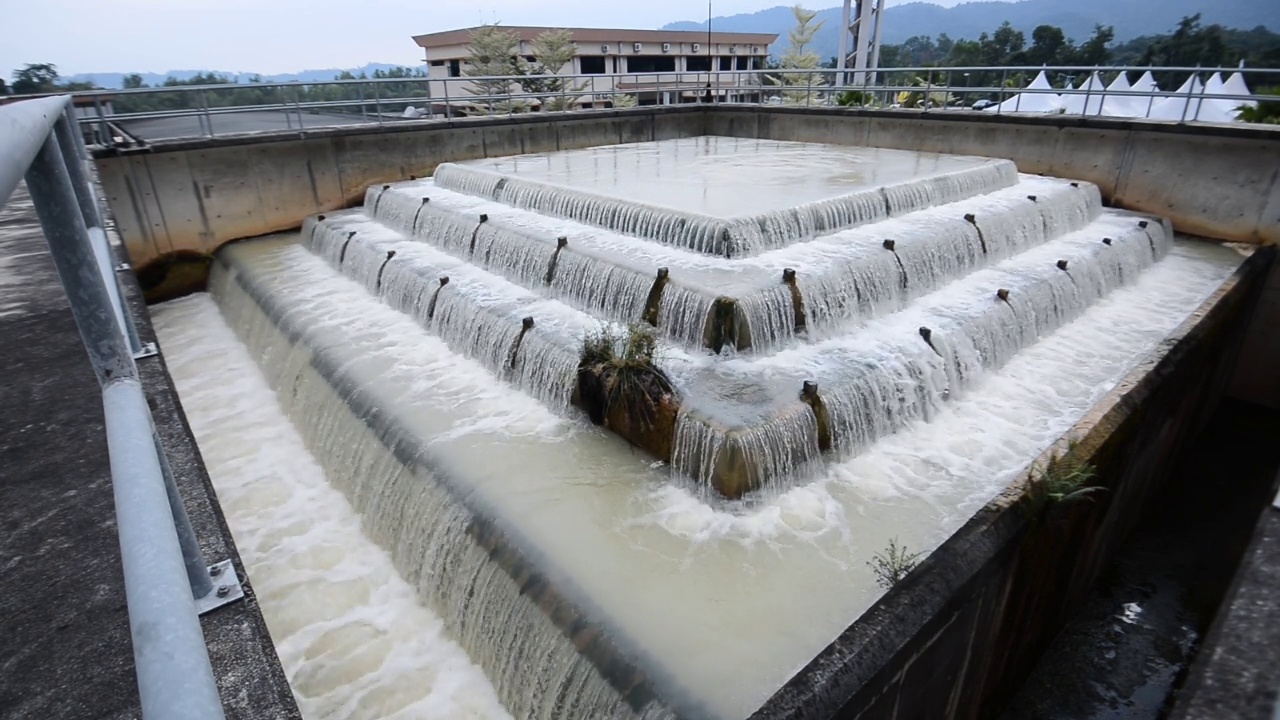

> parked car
[971,99,995,110]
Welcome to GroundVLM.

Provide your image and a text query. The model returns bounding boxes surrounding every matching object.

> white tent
[1212,71,1257,119]
[989,70,1062,113]
[1060,72,1107,116]
[1148,75,1206,121]
[1129,71,1160,117]
[1097,72,1138,117]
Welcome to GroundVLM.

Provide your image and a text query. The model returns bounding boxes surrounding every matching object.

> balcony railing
[3,65,1274,146]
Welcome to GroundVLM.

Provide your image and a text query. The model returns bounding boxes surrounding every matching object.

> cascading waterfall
[434,158,1017,257]
[745,179,1101,337]
[668,218,1172,489]
[308,142,1174,500]
[308,220,586,410]
[205,251,681,720]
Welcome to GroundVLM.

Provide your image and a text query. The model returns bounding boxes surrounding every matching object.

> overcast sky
[4,0,962,79]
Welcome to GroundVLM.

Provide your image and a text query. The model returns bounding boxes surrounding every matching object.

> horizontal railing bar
[0,95,72,207]
[5,96,228,719]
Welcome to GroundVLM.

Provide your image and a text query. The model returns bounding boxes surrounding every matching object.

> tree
[523,29,581,112]
[12,63,60,94]
[1066,24,1115,66]
[0,79,8,96]
[1026,25,1068,66]
[774,5,826,104]
[464,24,525,114]
[122,73,147,89]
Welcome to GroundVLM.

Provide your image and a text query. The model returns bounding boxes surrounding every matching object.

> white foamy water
[152,295,512,720]
[187,231,1243,720]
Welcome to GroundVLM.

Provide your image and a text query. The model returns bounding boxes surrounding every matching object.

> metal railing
[3,64,1272,146]
[0,95,240,719]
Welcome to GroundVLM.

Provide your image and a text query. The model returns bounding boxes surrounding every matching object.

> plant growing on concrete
[836,89,874,107]
[611,93,639,109]
[578,323,674,430]
[1027,441,1105,508]
[868,537,923,590]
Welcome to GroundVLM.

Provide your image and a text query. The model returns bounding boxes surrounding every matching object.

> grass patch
[579,323,674,430]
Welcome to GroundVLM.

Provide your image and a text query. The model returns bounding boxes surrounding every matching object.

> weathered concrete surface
[0,186,300,719]
[711,107,1280,246]
[91,107,1279,298]
[751,248,1274,720]
[93,108,707,281]
[1228,252,1280,409]
[1170,499,1280,720]
[1001,399,1280,720]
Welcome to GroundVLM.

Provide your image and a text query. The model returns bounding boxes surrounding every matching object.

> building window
[430,60,445,67]
[719,57,734,71]
[686,56,711,72]
[750,57,763,70]
[580,56,607,75]
[448,59,461,78]
[629,55,676,73]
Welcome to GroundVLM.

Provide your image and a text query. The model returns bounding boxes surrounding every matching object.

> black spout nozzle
[479,213,489,223]
[347,231,357,239]
[317,214,326,221]
[997,288,1011,302]
[964,213,977,224]
[919,326,932,343]
[1138,220,1149,229]
[882,239,896,251]
[386,250,396,260]
[801,381,819,399]
[382,184,391,191]
[1027,195,1038,202]
[1070,181,1079,188]
[1056,259,1069,271]
[422,197,430,205]
[782,268,797,283]
[1102,237,1113,245]
[522,316,535,330]
[439,276,450,287]
[557,236,569,249]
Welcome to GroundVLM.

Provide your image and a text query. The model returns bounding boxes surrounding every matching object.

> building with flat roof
[411,26,779,110]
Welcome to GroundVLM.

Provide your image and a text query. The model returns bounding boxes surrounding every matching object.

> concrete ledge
[0,186,300,719]
[752,247,1274,720]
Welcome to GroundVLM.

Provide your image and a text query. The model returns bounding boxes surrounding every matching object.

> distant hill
[664,0,1280,61]
[66,63,413,89]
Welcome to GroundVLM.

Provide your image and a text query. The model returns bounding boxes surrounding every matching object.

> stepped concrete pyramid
[302,136,1171,499]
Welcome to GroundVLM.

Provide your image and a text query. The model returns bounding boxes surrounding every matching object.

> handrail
[12,64,1270,146]
[1,95,231,720]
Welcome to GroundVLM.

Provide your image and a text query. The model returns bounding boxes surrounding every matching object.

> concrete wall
[94,106,1279,286]
[93,108,706,274]
[709,107,1280,246]
[753,248,1275,720]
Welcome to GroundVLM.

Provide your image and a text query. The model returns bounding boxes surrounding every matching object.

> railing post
[1180,65,1200,123]
[24,128,226,720]
[199,89,214,138]
[374,81,383,125]
[292,85,305,129]
[92,97,112,147]
[52,112,143,357]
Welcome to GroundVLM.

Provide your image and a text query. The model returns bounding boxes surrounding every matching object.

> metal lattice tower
[837,0,885,86]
